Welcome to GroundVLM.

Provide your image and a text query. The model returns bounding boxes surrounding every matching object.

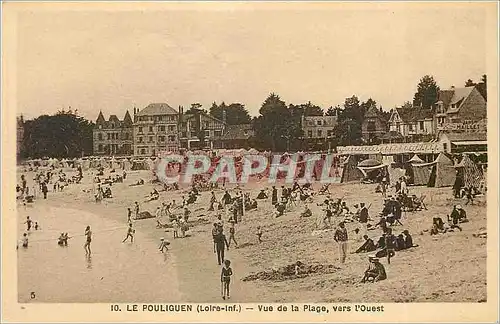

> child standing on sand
[220,259,233,300]
[122,223,135,243]
[256,226,263,243]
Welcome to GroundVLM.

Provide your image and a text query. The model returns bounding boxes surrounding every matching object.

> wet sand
[16,167,487,302]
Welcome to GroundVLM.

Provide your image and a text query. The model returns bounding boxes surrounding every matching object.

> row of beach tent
[340,152,486,192]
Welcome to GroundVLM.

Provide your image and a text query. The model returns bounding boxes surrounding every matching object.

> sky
[13,2,491,121]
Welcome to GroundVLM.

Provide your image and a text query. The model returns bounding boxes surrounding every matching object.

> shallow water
[17,204,183,303]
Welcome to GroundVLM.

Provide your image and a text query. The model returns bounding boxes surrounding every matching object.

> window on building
[317,120,322,126]
[182,131,187,138]
[111,123,114,129]
[168,125,175,132]
[148,136,154,143]
[158,116,164,121]
[98,133,103,141]
[443,143,448,152]
[367,121,376,132]
[419,121,424,130]
[158,126,165,132]
[140,148,146,155]
[107,133,111,140]
[214,130,222,137]
[124,133,129,140]
[327,130,333,137]
[138,137,143,143]
[168,135,176,142]
[138,127,143,133]
[409,124,414,131]
[149,126,153,133]
[169,115,176,121]
[191,131,197,137]
[204,121,209,128]
[204,130,210,137]
[307,130,313,138]
[98,144,103,151]
[317,130,322,137]
[159,136,165,142]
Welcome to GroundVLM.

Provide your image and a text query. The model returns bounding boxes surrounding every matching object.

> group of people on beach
[17,157,479,299]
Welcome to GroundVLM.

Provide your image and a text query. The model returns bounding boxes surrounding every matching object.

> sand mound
[242,262,341,282]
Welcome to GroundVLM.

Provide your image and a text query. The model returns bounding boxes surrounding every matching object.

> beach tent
[411,162,433,186]
[428,153,456,188]
[131,160,148,171]
[340,155,364,183]
[408,154,424,164]
[454,154,485,192]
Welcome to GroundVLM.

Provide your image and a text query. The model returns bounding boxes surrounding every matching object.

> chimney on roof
[222,109,227,124]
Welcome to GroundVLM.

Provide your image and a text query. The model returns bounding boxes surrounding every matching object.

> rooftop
[136,103,178,116]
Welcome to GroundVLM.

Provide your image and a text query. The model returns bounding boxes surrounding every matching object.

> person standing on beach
[84,226,92,255]
[127,208,132,223]
[122,223,135,243]
[271,186,278,206]
[334,222,348,264]
[24,216,33,231]
[214,231,230,265]
[41,181,48,199]
[134,202,140,219]
[228,218,238,248]
[220,259,233,300]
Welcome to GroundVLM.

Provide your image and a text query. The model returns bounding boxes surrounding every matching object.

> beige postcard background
[2,2,499,323]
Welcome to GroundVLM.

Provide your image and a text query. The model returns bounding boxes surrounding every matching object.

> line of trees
[18,74,487,158]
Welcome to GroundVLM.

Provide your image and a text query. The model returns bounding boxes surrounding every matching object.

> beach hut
[340,155,364,183]
[454,154,485,192]
[428,153,456,188]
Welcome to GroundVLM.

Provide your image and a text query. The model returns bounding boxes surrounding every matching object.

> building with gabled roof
[361,105,389,144]
[93,111,134,156]
[133,103,180,156]
[178,107,226,150]
[435,86,487,132]
[388,106,435,142]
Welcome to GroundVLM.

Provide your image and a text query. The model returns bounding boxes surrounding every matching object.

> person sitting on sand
[274,202,286,218]
[354,235,377,253]
[361,256,386,283]
[300,204,312,218]
[103,186,112,198]
[448,205,466,229]
[403,230,418,248]
[158,238,170,253]
[395,234,406,251]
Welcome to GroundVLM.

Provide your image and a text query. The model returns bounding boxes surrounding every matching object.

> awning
[451,141,487,146]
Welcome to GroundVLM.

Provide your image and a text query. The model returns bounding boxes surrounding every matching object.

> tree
[360,98,377,115]
[465,79,476,87]
[21,111,94,158]
[185,103,208,115]
[209,102,252,125]
[326,105,341,117]
[254,93,293,152]
[463,75,486,100]
[331,96,364,146]
[413,75,440,108]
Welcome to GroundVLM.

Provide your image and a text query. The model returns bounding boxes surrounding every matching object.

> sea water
[17,204,183,303]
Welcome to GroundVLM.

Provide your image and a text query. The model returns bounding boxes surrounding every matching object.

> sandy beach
[16,167,487,303]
